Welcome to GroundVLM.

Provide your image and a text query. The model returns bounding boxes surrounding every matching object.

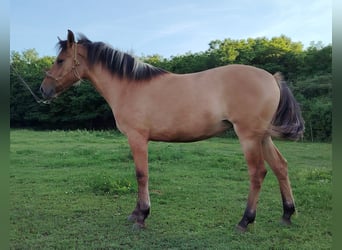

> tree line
[10,35,332,141]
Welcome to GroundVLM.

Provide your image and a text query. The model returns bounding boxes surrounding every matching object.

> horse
[40,30,304,232]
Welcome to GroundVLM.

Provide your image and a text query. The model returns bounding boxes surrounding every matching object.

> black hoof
[127,214,137,223]
[282,202,295,225]
[281,217,292,226]
[132,222,146,231]
[127,205,150,227]
[235,224,248,233]
[237,208,256,233]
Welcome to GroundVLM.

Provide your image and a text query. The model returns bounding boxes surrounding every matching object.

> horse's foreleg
[236,136,267,232]
[262,136,295,225]
[127,134,150,228]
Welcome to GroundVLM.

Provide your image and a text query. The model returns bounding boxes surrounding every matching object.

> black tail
[270,73,305,140]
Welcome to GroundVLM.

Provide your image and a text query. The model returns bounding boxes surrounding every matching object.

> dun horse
[40,30,304,232]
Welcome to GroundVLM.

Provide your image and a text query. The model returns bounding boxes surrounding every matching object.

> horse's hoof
[127,214,137,223]
[281,217,292,226]
[132,222,145,231]
[235,224,248,233]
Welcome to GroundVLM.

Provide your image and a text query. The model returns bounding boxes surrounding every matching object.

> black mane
[57,34,168,81]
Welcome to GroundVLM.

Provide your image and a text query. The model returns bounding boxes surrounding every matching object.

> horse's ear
[67,30,75,47]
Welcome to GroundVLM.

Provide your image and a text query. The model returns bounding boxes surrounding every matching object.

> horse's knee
[259,167,267,179]
[248,166,267,188]
[136,169,149,183]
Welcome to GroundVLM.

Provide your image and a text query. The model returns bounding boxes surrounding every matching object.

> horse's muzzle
[40,82,56,100]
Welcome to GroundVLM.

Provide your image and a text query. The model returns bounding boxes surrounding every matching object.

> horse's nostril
[40,86,49,98]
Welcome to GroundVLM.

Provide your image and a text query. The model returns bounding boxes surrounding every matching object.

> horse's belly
[149,119,232,142]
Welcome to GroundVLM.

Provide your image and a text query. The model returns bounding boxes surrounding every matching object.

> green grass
[10,129,332,249]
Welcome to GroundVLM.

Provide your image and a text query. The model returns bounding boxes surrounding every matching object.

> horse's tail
[269,72,305,140]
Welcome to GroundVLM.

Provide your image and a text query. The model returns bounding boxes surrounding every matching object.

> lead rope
[10,64,51,104]
[11,44,81,105]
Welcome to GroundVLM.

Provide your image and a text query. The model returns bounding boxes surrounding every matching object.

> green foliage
[10,130,332,249]
[293,74,332,141]
[299,43,332,77]
[10,36,332,141]
[10,50,114,129]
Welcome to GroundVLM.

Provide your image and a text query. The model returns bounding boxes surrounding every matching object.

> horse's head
[40,30,86,100]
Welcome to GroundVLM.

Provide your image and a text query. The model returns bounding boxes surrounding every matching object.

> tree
[10,49,114,130]
[299,43,332,77]
[10,49,54,127]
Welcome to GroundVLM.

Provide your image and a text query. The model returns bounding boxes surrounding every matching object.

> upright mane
[57,34,168,81]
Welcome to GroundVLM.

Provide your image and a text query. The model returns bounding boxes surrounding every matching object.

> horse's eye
[57,59,64,65]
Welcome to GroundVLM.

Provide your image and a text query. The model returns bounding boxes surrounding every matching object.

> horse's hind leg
[235,132,267,232]
[262,136,295,225]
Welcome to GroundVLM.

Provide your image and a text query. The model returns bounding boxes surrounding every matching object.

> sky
[10,0,332,59]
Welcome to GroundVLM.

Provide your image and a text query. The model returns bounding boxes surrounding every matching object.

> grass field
[10,129,332,249]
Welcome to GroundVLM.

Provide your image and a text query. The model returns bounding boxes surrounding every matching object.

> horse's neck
[86,65,126,111]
